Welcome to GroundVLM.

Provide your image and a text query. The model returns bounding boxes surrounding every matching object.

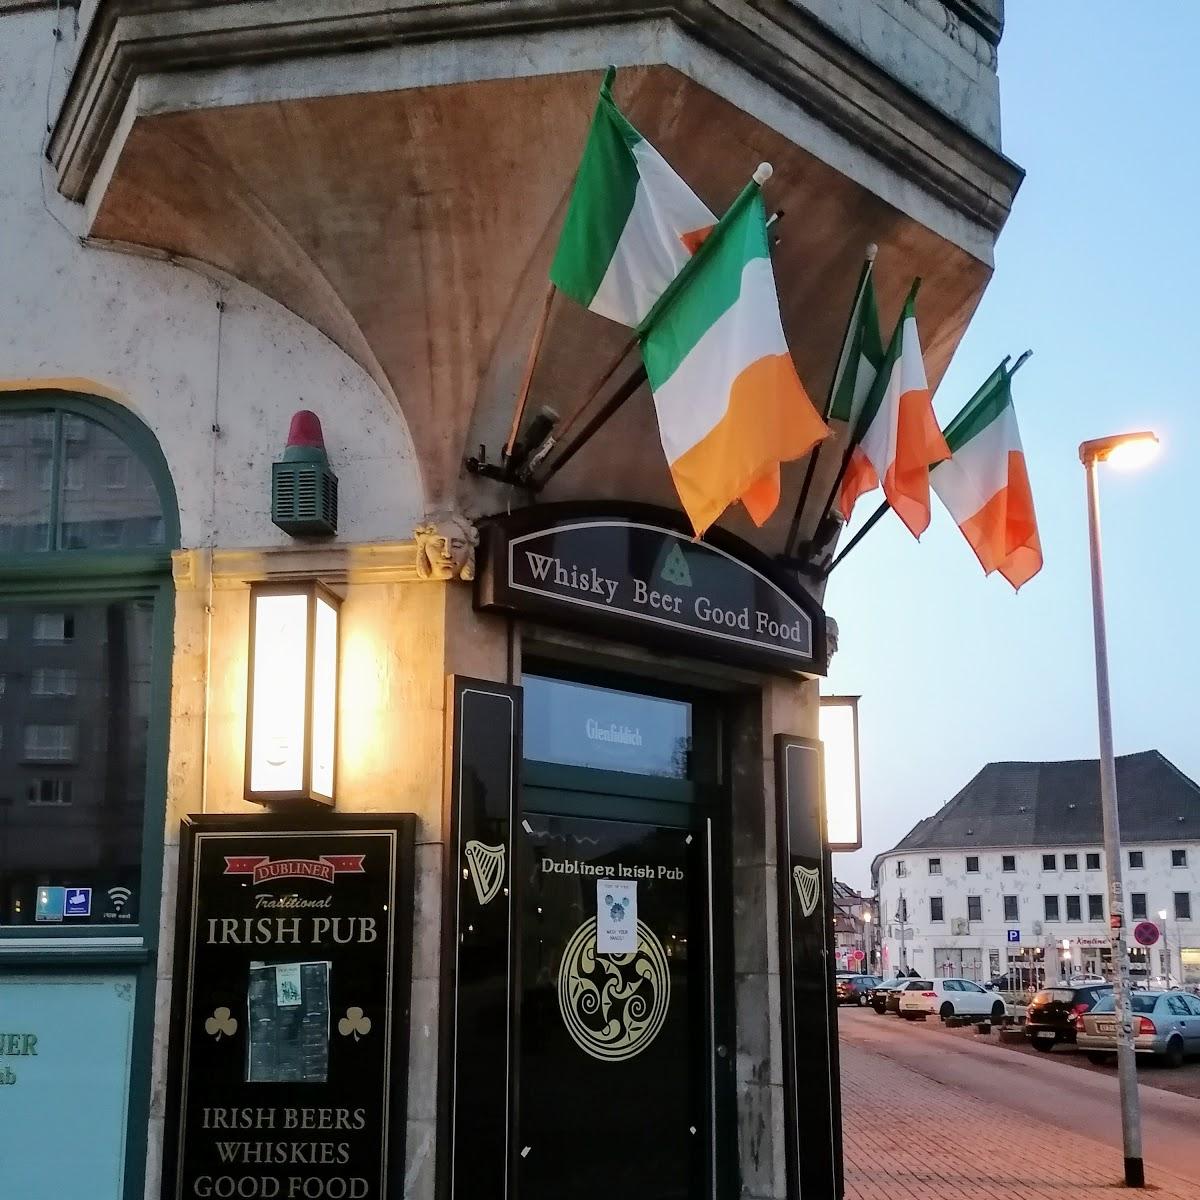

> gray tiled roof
[878,751,1200,857]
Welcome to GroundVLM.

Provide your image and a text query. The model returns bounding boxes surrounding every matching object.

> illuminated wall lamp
[245,580,341,807]
[819,695,862,852]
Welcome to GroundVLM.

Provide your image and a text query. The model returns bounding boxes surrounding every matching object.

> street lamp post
[1081,429,1158,1190]
[862,910,873,970]
[1158,910,1171,987]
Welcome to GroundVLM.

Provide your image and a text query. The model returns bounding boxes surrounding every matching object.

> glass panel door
[515,813,708,1200]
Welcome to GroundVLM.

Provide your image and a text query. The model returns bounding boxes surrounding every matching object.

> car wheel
[991,1001,1005,1020]
[939,1002,954,1021]
[859,994,870,1007]
[1086,1052,1112,1065]
[1031,1038,1055,1052]
[1164,1037,1185,1069]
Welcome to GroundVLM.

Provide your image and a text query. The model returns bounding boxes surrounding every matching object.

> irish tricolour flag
[932,363,1042,590]
[550,68,715,327]
[639,179,828,536]
[838,289,949,538]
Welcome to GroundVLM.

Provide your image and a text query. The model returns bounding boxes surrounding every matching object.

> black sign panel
[163,815,415,1200]
[774,736,843,1200]
[475,504,826,676]
[438,678,521,1200]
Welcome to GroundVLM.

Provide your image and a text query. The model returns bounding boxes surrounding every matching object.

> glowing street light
[1079,428,1160,1188]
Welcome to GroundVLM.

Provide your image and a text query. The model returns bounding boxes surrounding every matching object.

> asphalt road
[840,1006,1200,1188]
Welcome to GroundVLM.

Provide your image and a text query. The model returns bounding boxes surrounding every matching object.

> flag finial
[753,162,773,185]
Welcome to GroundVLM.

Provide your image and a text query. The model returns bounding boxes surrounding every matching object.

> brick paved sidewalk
[841,1041,1196,1200]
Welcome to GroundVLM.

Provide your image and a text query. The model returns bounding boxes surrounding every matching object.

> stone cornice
[172,541,422,591]
[49,0,1022,233]
[0,1,76,13]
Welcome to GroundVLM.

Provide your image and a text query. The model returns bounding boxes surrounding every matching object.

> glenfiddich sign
[475,504,826,675]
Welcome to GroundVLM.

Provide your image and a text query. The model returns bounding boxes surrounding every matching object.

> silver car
[1076,990,1200,1068]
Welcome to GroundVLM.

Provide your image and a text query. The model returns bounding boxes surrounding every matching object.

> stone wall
[0,7,425,550]
[797,0,1004,146]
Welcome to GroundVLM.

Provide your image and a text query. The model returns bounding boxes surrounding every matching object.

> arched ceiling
[53,3,1019,568]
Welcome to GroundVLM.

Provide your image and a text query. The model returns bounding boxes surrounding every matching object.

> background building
[873,751,1200,986]
[832,879,874,972]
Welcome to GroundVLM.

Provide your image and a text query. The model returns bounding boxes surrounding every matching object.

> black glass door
[515,812,709,1200]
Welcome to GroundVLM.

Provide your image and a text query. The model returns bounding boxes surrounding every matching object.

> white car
[898,977,1008,1022]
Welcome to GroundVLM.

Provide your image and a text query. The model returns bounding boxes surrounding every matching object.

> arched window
[0,392,177,931]
[0,392,178,1199]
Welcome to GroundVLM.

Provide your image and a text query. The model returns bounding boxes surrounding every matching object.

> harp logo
[793,865,820,918]
[464,840,506,906]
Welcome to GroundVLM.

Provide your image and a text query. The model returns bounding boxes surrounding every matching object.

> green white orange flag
[931,363,1042,590]
[638,177,828,537]
[837,288,949,537]
[827,265,885,431]
[550,67,715,327]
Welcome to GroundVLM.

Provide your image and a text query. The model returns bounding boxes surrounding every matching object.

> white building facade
[873,752,1200,987]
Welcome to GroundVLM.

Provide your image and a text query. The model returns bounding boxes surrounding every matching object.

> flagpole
[822,348,1033,577]
[504,281,557,459]
[528,363,649,490]
[821,501,888,577]
[785,244,878,557]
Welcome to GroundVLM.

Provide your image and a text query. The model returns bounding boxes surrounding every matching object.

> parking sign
[1006,929,1020,943]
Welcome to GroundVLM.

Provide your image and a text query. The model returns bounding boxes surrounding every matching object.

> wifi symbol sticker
[108,886,133,913]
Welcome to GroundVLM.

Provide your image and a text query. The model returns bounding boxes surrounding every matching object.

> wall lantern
[819,695,862,852]
[245,580,340,806]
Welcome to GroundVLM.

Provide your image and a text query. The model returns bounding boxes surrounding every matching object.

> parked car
[989,970,1042,994]
[866,977,906,1014]
[899,978,1007,1022]
[835,975,881,1006]
[1076,990,1200,1068]
[1025,983,1112,1051]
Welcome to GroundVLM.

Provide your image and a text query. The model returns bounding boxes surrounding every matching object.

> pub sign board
[475,503,827,676]
[162,815,416,1200]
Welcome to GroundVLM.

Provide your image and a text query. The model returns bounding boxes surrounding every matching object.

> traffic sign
[1006,929,1020,944]
[850,949,864,963]
[1133,920,1160,947]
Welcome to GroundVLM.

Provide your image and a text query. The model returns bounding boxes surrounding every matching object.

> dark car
[836,975,881,1006]
[1025,982,1113,1051]
[867,977,908,1015]
[990,971,1040,995]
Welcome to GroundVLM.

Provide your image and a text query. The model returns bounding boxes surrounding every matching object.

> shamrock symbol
[204,1006,238,1041]
[337,1006,372,1041]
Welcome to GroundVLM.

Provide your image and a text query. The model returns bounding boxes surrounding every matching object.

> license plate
[1035,1031,1055,1039]
[1097,1022,1116,1034]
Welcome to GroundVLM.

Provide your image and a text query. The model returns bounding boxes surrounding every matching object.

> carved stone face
[414,518,478,581]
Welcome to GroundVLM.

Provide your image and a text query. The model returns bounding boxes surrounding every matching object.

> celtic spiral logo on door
[557,917,671,1062]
